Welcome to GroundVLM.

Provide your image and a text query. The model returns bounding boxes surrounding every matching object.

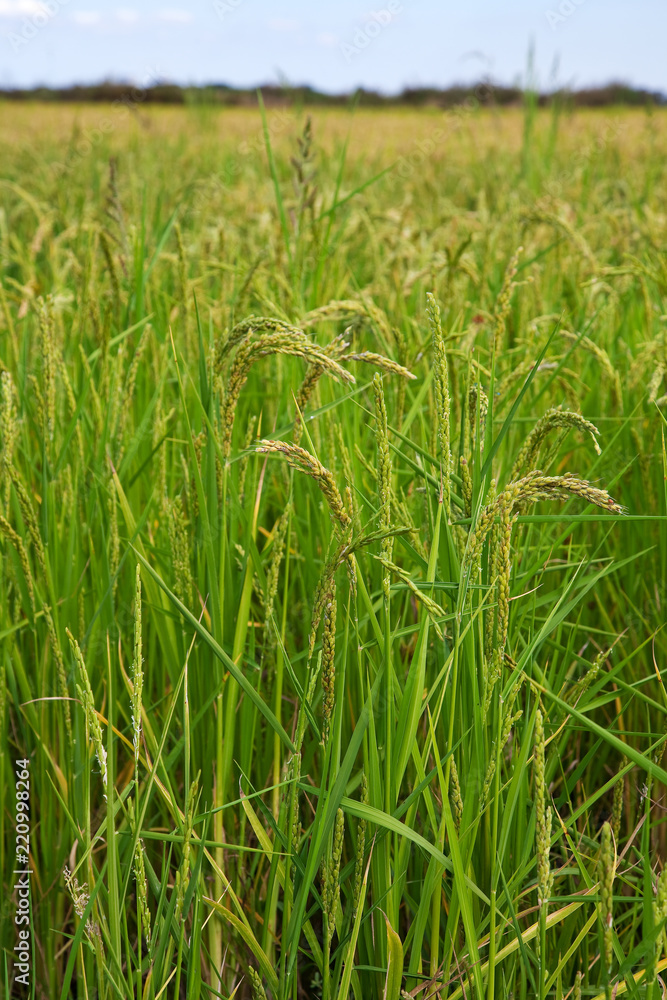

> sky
[0,0,664,94]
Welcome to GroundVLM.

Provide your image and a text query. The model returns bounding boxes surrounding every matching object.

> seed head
[598,820,615,973]
[221,329,354,459]
[341,350,416,381]
[378,556,446,640]
[449,756,464,833]
[0,512,35,615]
[534,709,553,911]
[493,246,523,354]
[352,774,368,917]
[37,296,57,444]
[427,292,451,518]
[511,407,601,481]
[468,382,489,454]
[175,773,199,921]
[131,565,144,769]
[67,627,107,796]
[248,967,268,1000]
[257,439,350,529]
[133,837,152,950]
[167,496,194,607]
[0,372,18,509]
[321,584,337,746]
[374,374,393,604]
[7,465,46,578]
[654,867,667,959]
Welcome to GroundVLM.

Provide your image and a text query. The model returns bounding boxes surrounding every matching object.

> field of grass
[1,100,667,1000]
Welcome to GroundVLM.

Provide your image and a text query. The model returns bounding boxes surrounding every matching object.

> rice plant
[1,101,667,999]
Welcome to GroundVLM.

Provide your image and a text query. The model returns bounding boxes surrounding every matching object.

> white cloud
[269,17,300,31]
[70,10,102,25]
[115,7,139,23]
[0,0,47,16]
[157,8,192,22]
[316,32,338,47]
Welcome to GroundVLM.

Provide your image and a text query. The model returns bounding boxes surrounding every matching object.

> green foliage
[1,103,667,999]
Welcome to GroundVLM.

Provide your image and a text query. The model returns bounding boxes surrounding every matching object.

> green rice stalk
[427,292,452,519]
[133,838,152,951]
[352,774,368,916]
[654,868,667,959]
[293,333,349,443]
[78,343,104,433]
[340,350,416,381]
[256,439,350,529]
[571,643,615,704]
[482,690,522,809]
[610,756,627,845]
[108,477,120,602]
[0,371,18,511]
[321,582,337,746]
[215,315,316,369]
[648,363,664,403]
[493,246,523,355]
[284,750,302,916]
[598,820,615,977]
[67,628,107,796]
[534,708,553,970]
[108,342,126,449]
[450,756,464,833]
[99,229,122,313]
[63,866,102,946]
[27,374,44,436]
[460,457,472,519]
[263,505,290,651]
[7,464,46,578]
[463,472,623,588]
[131,564,143,770]
[529,210,597,271]
[510,407,601,481]
[45,607,73,743]
[303,297,394,346]
[560,330,623,410]
[167,496,194,607]
[115,323,150,461]
[484,504,514,716]
[0,512,35,614]
[238,414,258,503]
[374,374,392,605]
[322,806,345,976]
[335,424,357,525]
[37,296,57,445]
[222,330,354,459]
[175,772,200,921]
[468,382,489,454]
[378,556,445,640]
[175,222,189,318]
[248,966,268,1000]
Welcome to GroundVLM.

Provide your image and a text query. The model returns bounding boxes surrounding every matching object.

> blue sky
[0,0,663,93]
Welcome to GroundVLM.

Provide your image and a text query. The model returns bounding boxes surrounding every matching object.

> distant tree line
[0,81,664,108]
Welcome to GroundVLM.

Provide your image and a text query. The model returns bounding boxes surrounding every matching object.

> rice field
[1,99,667,1000]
